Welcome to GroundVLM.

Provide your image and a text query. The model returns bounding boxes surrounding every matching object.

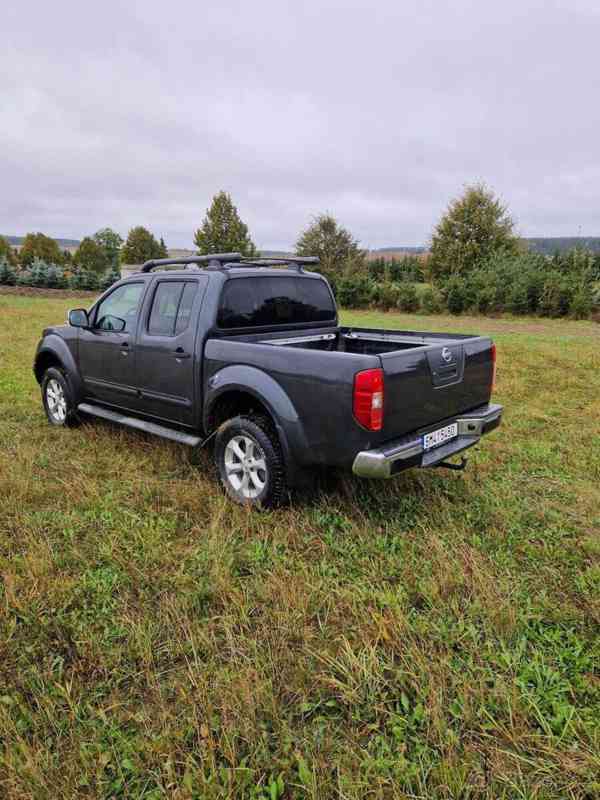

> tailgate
[378,337,495,439]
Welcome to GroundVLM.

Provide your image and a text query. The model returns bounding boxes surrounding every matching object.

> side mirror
[68,308,89,328]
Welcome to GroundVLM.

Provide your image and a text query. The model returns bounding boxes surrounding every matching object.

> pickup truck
[34,253,502,507]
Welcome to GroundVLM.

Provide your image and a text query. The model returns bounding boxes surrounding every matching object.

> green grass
[1,292,599,799]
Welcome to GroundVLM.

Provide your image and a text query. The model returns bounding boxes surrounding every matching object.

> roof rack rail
[140,253,243,273]
[239,256,320,273]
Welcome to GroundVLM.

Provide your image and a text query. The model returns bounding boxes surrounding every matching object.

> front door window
[95,283,144,333]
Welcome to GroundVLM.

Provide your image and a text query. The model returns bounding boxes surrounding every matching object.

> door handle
[173,348,190,359]
[120,341,129,356]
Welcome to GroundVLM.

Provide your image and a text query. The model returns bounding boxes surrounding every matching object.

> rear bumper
[352,403,503,479]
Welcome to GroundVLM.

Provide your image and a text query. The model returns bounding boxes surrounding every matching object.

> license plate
[422,422,458,451]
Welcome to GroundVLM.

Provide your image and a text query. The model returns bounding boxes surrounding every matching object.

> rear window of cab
[217,276,336,329]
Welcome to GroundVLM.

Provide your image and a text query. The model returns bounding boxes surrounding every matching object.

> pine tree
[158,237,168,258]
[194,192,257,257]
[121,227,164,264]
[295,214,365,278]
[429,184,520,284]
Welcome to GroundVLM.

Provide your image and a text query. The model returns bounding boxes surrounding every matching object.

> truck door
[78,281,146,409]
[134,276,207,426]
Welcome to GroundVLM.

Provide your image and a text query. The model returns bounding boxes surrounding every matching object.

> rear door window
[218,276,335,329]
[148,281,200,336]
[148,282,184,336]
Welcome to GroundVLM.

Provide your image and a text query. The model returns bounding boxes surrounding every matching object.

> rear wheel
[214,414,286,508]
[42,367,79,427]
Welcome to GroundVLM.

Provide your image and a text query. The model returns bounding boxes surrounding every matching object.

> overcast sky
[2,0,599,250]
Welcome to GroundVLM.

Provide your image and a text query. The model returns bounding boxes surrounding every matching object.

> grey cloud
[2,0,599,249]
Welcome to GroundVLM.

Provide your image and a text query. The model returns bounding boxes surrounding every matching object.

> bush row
[0,258,120,292]
[324,251,599,318]
[442,252,598,318]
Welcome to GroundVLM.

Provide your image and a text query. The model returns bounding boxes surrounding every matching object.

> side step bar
[77,403,202,447]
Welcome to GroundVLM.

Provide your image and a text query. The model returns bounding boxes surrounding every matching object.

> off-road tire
[214,414,286,508]
[41,367,79,427]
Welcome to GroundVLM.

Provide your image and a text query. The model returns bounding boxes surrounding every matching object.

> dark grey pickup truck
[34,252,502,507]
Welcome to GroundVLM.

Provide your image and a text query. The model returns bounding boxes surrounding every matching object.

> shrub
[475,284,498,314]
[69,269,99,291]
[419,286,443,314]
[570,286,593,319]
[0,258,17,285]
[444,276,469,314]
[539,273,573,317]
[17,269,33,286]
[28,258,49,287]
[370,281,401,310]
[335,274,372,308]
[396,283,419,312]
[506,281,530,315]
[45,264,68,289]
[100,269,121,291]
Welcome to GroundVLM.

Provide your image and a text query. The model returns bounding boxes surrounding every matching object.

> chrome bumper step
[352,403,503,479]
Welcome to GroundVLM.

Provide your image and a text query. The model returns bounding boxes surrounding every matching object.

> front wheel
[214,415,287,508]
[41,367,79,427]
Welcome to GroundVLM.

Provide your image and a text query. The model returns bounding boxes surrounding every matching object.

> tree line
[2,187,599,317]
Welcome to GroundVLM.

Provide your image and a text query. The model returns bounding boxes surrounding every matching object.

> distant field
[0,293,599,799]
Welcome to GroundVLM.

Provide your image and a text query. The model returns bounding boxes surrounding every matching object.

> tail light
[353,368,384,431]
[491,343,497,392]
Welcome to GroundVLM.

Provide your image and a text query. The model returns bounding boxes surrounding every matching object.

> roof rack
[139,253,320,274]
[140,253,243,273]
[239,256,320,273]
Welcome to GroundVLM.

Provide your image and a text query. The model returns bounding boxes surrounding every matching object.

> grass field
[0,292,599,799]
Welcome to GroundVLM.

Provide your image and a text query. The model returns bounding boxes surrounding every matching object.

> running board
[77,403,201,446]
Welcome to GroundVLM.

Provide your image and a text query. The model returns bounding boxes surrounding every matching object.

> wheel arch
[204,366,309,484]
[34,336,83,400]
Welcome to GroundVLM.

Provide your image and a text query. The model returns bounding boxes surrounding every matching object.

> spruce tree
[429,184,520,284]
[194,192,257,257]
[0,257,17,285]
[29,258,49,287]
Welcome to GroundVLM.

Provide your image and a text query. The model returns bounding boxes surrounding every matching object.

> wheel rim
[46,379,67,422]
[224,434,267,499]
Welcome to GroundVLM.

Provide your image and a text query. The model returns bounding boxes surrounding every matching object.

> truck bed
[255,326,475,355]
[205,325,495,468]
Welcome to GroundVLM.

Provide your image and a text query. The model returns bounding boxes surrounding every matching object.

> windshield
[217,276,336,329]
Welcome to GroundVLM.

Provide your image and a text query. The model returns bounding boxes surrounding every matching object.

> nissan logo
[441,347,453,363]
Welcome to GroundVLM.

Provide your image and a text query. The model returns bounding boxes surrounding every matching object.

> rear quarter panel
[204,339,381,467]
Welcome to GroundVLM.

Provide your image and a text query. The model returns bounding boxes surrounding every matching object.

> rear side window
[148,281,199,336]
[218,276,335,329]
